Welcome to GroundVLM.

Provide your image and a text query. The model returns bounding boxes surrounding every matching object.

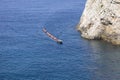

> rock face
[77,0,120,45]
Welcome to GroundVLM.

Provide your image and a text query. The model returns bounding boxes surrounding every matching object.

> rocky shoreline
[77,0,120,45]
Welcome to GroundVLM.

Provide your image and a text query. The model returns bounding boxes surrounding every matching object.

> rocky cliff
[77,0,120,45]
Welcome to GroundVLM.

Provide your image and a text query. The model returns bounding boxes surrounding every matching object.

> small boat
[42,27,63,44]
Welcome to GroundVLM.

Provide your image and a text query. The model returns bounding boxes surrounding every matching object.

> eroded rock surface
[77,0,120,45]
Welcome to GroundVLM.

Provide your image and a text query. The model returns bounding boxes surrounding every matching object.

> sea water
[0,0,120,80]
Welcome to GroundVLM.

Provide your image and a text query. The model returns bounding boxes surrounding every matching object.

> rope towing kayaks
[42,27,63,44]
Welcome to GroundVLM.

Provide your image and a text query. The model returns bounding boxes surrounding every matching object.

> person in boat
[42,27,63,44]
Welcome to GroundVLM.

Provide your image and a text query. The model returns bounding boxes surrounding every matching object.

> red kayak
[42,27,63,44]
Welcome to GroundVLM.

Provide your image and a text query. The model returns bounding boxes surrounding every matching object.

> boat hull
[42,28,63,44]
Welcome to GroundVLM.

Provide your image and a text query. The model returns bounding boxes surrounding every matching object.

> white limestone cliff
[77,0,120,45]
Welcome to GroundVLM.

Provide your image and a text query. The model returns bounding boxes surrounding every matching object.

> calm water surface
[0,0,120,80]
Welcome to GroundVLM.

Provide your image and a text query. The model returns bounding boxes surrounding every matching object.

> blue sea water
[0,0,120,80]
